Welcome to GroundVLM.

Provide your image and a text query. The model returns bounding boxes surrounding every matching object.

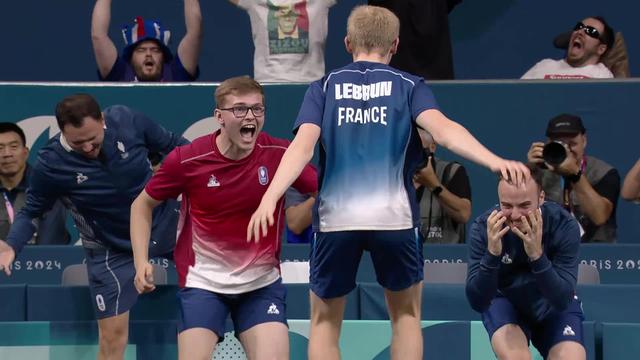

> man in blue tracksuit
[466,166,586,359]
[0,93,187,359]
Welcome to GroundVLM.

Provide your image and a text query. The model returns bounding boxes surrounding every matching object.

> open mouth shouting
[570,37,584,52]
[143,59,156,71]
[240,123,257,142]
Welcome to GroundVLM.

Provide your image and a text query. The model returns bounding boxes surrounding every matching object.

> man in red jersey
[130,76,317,360]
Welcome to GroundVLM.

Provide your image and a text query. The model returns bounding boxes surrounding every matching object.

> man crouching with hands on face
[466,165,586,360]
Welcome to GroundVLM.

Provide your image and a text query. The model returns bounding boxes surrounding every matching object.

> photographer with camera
[527,114,619,242]
[414,129,471,243]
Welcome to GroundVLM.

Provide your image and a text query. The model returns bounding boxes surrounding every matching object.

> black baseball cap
[546,113,586,137]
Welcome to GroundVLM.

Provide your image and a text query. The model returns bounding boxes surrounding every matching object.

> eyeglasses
[218,105,266,118]
[573,22,601,40]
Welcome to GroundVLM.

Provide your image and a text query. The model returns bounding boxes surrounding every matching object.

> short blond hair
[215,76,264,108]
[346,5,399,56]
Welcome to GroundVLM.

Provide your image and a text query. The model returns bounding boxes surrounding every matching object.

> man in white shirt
[522,16,614,79]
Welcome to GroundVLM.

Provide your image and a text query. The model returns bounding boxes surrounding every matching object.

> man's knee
[98,314,129,352]
[384,282,422,321]
[310,292,346,322]
[547,341,586,360]
[491,324,531,360]
[99,326,128,349]
[493,348,532,360]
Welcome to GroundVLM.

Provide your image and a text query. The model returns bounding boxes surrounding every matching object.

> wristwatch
[432,186,443,196]
[566,169,583,184]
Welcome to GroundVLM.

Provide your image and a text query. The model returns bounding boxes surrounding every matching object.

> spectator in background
[229,0,336,83]
[414,129,471,243]
[0,123,69,245]
[369,0,461,80]
[466,166,586,360]
[522,16,614,79]
[527,114,620,242]
[285,187,314,243]
[91,0,202,81]
[0,94,186,359]
[621,158,640,202]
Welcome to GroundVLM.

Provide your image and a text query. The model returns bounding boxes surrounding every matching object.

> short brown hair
[215,76,264,109]
[498,164,543,190]
[55,94,102,130]
[346,5,399,56]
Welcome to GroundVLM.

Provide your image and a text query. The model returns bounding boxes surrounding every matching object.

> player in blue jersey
[0,93,186,360]
[466,166,585,359]
[247,5,529,360]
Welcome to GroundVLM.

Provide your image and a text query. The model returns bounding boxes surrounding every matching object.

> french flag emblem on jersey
[258,166,269,185]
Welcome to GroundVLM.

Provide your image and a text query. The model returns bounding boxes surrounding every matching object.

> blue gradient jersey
[294,61,438,232]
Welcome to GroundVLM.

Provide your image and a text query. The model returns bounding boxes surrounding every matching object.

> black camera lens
[542,141,567,166]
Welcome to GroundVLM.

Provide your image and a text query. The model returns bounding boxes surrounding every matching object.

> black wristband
[566,169,582,184]
[432,186,443,196]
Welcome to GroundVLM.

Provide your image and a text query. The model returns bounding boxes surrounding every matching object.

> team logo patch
[258,166,269,185]
[76,172,88,184]
[563,325,575,336]
[117,141,129,159]
[267,303,280,315]
[207,175,220,187]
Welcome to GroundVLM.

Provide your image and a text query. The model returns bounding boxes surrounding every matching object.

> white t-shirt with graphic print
[237,0,336,83]
[521,58,613,79]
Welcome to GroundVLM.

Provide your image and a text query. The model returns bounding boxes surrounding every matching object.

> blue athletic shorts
[482,295,585,358]
[85,245,173,319]
[85,199,178,319]
[310,228,424,298]
[85,248,138,320]
[177,279,288,341]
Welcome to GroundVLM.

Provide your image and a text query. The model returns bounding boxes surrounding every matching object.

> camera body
[542,141,567,167]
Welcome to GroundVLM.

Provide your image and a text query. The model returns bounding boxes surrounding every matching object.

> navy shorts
[84,200,178,319]
[177,279,287,341]
[85,248,138,320]
[85,243,173,319]
[310,228,424,298]
[482,296,585,358]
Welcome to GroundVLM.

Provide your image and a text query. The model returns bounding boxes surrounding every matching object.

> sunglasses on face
[574,22,601,40]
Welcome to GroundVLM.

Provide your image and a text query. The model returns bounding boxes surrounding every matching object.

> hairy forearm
[437,191,471,224]
[572,177,613,226]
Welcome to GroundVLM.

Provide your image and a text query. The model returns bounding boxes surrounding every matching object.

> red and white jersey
[146,131,317,294]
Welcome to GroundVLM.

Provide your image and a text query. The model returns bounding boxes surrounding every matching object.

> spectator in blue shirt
[91,0,202,81]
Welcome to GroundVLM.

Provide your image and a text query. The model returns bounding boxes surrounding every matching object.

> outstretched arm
[247,123,320,242]
[417,109,529,184]
[91,0,118,79]
[177,0,203,77]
